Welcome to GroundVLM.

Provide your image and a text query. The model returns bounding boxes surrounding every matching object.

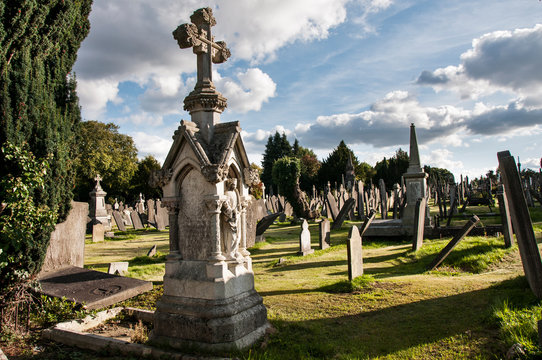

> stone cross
[94,174,102,189]
[173,7,230,91]
[173,7,231,143]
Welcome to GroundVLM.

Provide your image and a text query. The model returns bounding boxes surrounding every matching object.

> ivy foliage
[0,0,92,296]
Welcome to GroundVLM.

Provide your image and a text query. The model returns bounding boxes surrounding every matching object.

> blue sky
[74,0,542,179]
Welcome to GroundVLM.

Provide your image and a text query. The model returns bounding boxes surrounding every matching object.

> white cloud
[216,68,277,113]
[131,132,172,163]
[77,78,121,119]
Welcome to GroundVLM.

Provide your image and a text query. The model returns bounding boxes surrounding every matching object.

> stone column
[205,195,226,262]
[162,196,182,259]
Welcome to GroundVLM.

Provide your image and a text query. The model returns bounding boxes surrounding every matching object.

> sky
[73,0,542,180]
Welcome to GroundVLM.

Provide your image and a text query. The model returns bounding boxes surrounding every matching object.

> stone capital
[205,195,226,213]
[161,196,182,213]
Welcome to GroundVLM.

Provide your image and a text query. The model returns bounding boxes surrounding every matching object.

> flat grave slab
[38,266,153,310]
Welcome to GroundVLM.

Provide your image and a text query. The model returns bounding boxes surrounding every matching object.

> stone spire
[407,123,422,174]
[172,7,231,144]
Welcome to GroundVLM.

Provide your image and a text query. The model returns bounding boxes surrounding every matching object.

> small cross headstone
[108,262,129,276]
[147,244,157,257]
[347,225,363,281]
[297,219,314,256]
[319,218,330,249]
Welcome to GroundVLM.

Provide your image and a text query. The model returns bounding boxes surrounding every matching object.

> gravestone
[89,174,110,230]
[325,192,340,221]
[92,222,105,243]
[112,211,126,231]
[147,244,157,257]
[147,199,156,225]
[357,181,366,219]
[130,210,144,230]
[319,218,330,249]
[256,212,282,236]
[155,213,166,231]
[496,184,514,248]
[39,266,152,310]
[347,226,363,281]
[298,219,314,256]
[498,151,542,298]
[40,201,88,273]
[151,8,269,351]
[246,197,267,248]
[427,215,480,271]
[108,262,129,276]
[331,198,355,230]
[412,197,427,251]
[155,199,169,227]
[379,179,387,219]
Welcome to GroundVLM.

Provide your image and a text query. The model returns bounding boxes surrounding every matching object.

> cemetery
[2,4,542,360]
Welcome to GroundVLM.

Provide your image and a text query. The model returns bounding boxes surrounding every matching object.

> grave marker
[319,219,330,249]
[331,198,355,230]
[498,151,542,298]
[496,184,514,248]
[412,197,427,251]
[112,211,126,232]
[92,222,105,243]
[325,192,340,221]
[108,262,129,276]
[427,215,480,271]
[298,219,314,256]
[147,244,157,257]
[130,210,144,230]
[347,226,363,281]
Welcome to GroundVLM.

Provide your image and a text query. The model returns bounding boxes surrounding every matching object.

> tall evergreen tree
[261,131,292,194]
[318,140,370,188]
[0,0,92,299]
[373,148,409,189]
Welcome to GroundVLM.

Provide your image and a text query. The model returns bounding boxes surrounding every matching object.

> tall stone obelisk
[149,7,269,351]
[402,124,429,231]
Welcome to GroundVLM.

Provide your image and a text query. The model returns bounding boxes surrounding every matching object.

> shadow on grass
[250,277,534,359]
[269,260,347,273]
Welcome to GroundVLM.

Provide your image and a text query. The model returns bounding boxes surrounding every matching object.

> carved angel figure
[221,178,241,260]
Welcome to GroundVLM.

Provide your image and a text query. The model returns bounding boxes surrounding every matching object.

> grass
[6,204,542,359]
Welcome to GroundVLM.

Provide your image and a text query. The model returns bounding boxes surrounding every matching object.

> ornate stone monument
[89,174,110,229]
[401,124,430,231]
[150,7,269,351]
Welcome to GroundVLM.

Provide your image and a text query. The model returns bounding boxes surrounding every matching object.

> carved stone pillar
[162,196,182,259]
[205,195,226,262]
[239,196,251,257]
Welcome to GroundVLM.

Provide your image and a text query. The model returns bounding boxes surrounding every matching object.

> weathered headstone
[155,213,166,231]
[325,192,340,221]
[147,244,157,257]
[427,215,480,271]
[360,209,376,237]
[147,199,156,225]
[89,174,110,229]
[298,219,314,256]
[319,218,330,249]
[256,212,282,236]
[108,262,129,276]
[130,210,144,230]
[496,184,514,248]
[412,197,427,251]
[92,222,105,243]
[498,151,542,298]
[347,225,363,281]
[40,201,88,273]
[112,211,126,232]
[331,198,355,230]
[39,266,152,310]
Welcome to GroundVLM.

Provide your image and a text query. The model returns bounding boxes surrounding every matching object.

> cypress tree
[0,0,92,297]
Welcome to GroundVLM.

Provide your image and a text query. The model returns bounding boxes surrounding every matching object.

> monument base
[150,289,269,351]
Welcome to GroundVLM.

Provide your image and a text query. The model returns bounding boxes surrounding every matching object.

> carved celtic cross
[173,7,231,93]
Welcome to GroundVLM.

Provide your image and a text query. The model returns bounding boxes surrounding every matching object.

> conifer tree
[261,131,292,194]
[0,0,92,299]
